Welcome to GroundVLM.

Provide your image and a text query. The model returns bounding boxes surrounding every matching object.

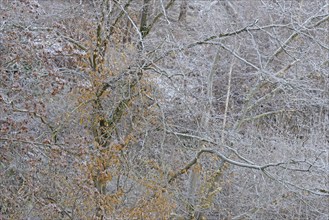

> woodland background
[0,0,328,219]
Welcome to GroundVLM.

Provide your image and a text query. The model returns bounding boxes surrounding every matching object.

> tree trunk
[140,0,150,37]
[178,0,187,22]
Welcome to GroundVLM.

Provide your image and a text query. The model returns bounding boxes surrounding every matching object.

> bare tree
[0,0,328,219]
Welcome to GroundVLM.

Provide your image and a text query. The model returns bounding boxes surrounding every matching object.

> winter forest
[0,0,329,219]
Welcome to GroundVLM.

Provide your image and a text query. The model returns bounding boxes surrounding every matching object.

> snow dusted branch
[167,132,329,196]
